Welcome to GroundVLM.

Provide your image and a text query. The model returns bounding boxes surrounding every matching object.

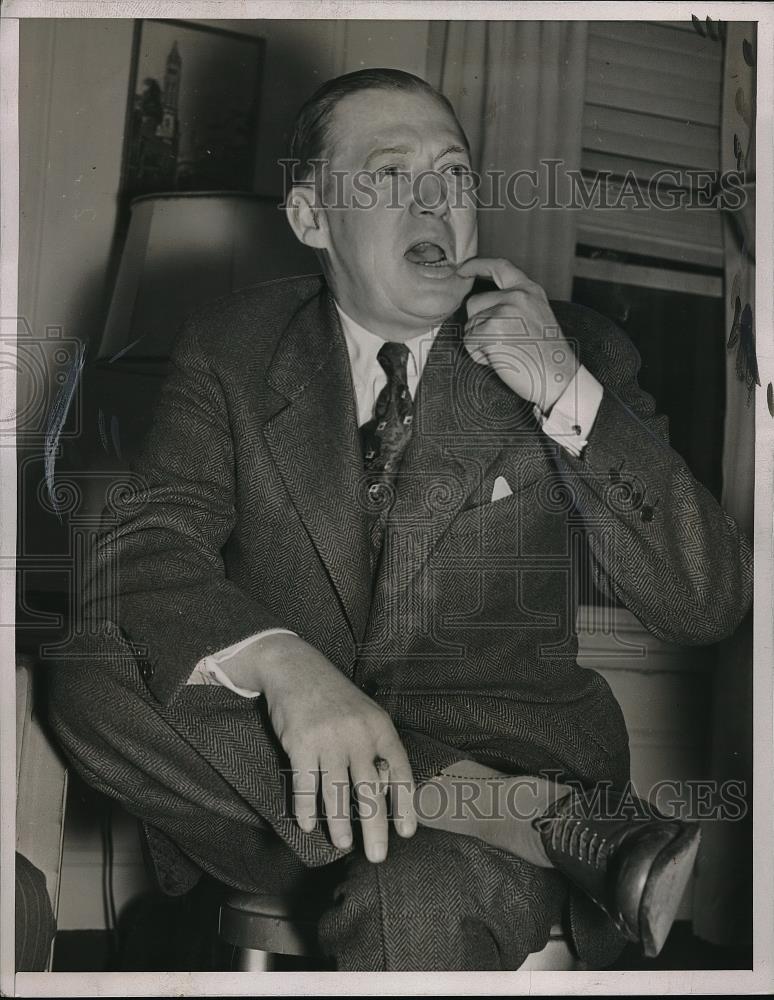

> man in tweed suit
[50,69,753,970]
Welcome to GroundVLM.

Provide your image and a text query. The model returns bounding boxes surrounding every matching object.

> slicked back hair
[288,68,469,184]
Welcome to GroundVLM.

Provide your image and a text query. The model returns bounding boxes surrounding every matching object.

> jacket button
[641,505,654,523]
[139,658,155,680]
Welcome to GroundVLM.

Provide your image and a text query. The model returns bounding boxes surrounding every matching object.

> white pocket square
[491,475,513,502]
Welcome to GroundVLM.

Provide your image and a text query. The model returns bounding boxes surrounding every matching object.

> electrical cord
[100,800,119,965]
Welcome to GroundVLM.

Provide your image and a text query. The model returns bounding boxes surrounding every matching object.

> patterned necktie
[360,341,415,563]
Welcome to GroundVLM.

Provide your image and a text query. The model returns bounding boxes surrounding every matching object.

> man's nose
[409,170,449,217]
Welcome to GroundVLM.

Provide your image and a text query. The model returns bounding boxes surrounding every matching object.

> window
[573,20,725,497]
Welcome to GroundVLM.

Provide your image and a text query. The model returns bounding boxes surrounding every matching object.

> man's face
[314,87,478,339]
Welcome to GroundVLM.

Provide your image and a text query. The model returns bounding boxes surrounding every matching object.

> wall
[19,19,135,403]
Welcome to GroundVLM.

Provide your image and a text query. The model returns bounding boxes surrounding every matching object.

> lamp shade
[99,192,318,361]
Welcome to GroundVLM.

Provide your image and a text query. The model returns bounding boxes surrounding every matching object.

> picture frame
[121,19,265,199]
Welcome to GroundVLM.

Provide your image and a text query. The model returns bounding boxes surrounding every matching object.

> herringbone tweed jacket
[85,274,752,955]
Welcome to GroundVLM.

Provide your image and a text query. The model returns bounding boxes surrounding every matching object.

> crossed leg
[319,824,566,970]
[46,630,568,970]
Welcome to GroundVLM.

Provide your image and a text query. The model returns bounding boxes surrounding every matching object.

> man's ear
[285,184,328,251]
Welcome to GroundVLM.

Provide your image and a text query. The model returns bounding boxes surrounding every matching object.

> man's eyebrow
[434,144,469,161]
[362,145,413,168]
[361,142,470,170]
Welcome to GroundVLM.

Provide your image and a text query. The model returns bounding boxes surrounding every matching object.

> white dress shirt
[188,301,604,693]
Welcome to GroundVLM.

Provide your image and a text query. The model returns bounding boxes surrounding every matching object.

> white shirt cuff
[533,364,603,458]
[187,628,297,698]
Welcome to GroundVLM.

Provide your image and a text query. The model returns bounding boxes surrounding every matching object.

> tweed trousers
[48,629,577,971]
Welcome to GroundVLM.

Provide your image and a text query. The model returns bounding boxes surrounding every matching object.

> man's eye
[442,163,472,177]
[373,166,407,182]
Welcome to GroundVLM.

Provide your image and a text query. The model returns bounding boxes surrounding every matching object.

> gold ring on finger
[373,756,390,775]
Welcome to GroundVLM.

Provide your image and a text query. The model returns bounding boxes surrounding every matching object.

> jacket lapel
[388,312,536,539]
[367,310,540,616]
[263,288,372,643]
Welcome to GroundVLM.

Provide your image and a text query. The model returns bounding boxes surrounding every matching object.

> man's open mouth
[404,241,454,268]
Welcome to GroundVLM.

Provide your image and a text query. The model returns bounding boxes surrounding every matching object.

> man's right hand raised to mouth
[225,632,417,862]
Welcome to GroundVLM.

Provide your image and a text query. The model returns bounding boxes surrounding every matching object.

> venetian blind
[575,20,725,292]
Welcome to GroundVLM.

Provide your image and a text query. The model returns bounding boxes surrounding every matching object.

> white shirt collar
[334,302,439,384]
[334,302,443,427]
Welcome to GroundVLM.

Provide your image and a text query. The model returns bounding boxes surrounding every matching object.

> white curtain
[427,21,588,299]
[692,21,756,949]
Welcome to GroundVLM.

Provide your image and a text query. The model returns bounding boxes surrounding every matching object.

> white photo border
[1,1,772,996]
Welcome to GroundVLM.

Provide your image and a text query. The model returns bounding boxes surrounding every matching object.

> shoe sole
[639,823,701,957]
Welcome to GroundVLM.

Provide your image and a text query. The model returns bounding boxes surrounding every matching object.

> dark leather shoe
[533,789,701,957]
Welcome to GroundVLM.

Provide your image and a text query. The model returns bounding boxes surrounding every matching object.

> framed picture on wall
[121,19,265,198]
